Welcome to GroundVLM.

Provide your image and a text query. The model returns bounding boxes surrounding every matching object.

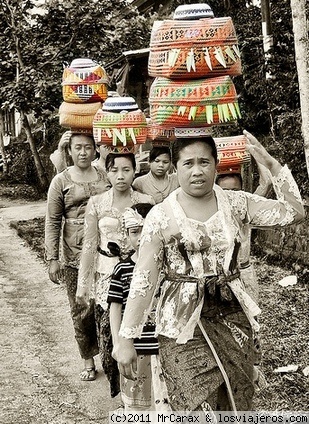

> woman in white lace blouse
[114,131,304,412]
[76,152,154,397]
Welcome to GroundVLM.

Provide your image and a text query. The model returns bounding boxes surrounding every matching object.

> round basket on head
[93,97,148,152]
[148,17,241,79]
[173,3,214,20]
[217,164,242,174]
[62,58,109,103]
[214,135,251,174]
[149,75,241,129]
[70,128,93,135]
[150,140,173,147]
[147,119,176,142]
[105,145,139,154]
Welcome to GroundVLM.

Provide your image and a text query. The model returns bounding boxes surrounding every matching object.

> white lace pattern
[120,170,304,343]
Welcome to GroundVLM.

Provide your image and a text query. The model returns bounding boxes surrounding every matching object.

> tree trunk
[5,0,49,191]
[290,0,309,177]
[261,0,273,65]
[20,110,49,191]
[0,113,9,176]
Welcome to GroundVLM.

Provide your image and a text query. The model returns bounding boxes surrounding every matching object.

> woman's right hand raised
[243,130,281,175]
[58,131,72,151]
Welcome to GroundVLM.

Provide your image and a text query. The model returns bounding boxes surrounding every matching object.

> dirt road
[0,200,119,424]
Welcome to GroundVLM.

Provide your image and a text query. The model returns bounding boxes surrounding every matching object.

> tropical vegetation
[0,0,308,197]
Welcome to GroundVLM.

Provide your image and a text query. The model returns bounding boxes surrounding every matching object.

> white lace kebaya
[77,188,154,309]
[120,165,304,344]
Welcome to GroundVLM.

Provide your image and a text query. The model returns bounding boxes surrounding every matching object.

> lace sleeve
[120,206,167,338]
[77,197,99,289]
[247,165,304,227]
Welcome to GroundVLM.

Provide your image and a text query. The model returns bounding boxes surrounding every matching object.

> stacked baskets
[59,58,109,134]
[147,3,250,172]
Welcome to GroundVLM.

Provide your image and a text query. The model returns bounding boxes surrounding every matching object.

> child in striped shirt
[108,203,164,411]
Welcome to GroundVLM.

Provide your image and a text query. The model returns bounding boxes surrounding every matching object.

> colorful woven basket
[149,76,241,132]
[149,123,214,142]
[148,17,241,79]
[93,101,148,153]
[59,101,102,130]
[62,58,108,103]
[174,127,212,138]
[214,135,251,173]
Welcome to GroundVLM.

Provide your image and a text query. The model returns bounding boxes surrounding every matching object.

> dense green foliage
[0,0,153,185]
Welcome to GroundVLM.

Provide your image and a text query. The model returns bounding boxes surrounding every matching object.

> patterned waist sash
[164,271,242,414]
[166,271,240,302]
[165,271,241,414]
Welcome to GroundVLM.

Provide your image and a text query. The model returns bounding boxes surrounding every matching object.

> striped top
[107,256,159,355]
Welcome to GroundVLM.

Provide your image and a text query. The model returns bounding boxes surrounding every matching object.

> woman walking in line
[114,131,304,412]
[45,131,110,381]
[133,145,179,204]
[76,152,154,397]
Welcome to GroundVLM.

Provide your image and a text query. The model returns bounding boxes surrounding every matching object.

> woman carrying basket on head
[113,131,304,412]
[45,131,110,381]
[76,152,154,397]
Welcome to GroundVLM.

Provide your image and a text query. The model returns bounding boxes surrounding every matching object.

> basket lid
[102,97,139,113]
[69,58,98,69]
[173,3,214,20]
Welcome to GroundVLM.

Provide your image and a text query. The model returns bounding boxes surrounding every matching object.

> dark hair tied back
[149,146,171,163]
[105,153,136,172]
[171,136,218,167]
